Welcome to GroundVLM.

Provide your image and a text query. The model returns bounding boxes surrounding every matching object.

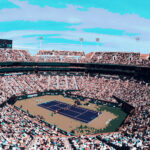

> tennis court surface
[38,100,99,123]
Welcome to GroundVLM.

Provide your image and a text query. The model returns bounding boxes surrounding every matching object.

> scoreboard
[0,39,12,48]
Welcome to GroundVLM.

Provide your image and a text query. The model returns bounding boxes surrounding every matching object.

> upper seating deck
[0,48,149,66]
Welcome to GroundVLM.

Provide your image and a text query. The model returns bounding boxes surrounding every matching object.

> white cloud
[0,0,149,54]
[0,0,149,35]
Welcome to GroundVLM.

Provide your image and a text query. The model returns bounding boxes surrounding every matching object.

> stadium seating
[0,48,149,149]
[0,72,149,149]
[0,49,149,66]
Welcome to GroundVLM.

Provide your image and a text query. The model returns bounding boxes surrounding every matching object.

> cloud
[0,0,149,54]
[0,0,81,23]
[0,0,149,35]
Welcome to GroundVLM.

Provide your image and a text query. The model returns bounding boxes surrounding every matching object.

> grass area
[73,105,127,135]
[96,106,127,133]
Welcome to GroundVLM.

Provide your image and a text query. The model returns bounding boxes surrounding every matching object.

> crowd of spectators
[68,75,150,149]
[89,52,144,65]
[35,51,150,65]
[0,49,149,66]
[0,49,33,62]
[69,135,114,149]
[33,55,61,62]
[35,50,85,63]
[0,73,79,104]
[0,48,149,149]
[0,73,149,149]
[99,131,148,149]
[0,104,70,149]
[37,50,84,57]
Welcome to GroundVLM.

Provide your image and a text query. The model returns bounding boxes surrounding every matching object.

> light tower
[39,36,43,50]
[135,37,140,41]
[79,37,84,51]
[96,38,100,52]
[135,37,140,53]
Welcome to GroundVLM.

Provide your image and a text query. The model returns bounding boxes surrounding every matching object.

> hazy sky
[0,0,150,55]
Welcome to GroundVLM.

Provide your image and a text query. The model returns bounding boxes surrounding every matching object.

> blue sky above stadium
[0,0,150,54]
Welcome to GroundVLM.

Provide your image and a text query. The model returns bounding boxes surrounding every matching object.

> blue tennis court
[38,100,99,123]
